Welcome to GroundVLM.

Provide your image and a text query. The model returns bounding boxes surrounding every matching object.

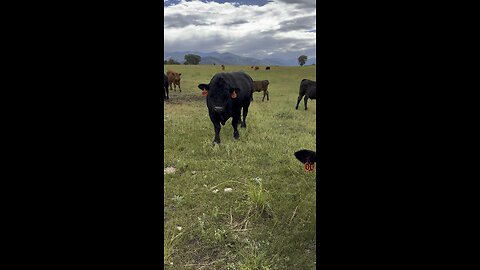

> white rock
[164,167,176,174]
[224,188,233,192]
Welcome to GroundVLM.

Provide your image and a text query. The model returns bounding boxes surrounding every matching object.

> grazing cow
[295,79,316,110]
[250,66,254,69]
[166,71,182,92]
[266,66,271,70]
[164,73,169,100]
[254,66,259,71]
[252,80,270,101]
[198,72,254,144]
[221,64,225,70]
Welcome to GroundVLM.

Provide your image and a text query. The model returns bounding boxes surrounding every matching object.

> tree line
[164,53,312,66]
[164,54,201,65]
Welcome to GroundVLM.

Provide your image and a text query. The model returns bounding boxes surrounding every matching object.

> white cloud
[164,0,316,59]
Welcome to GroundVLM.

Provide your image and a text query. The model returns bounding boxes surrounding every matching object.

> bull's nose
[213,106,224,112]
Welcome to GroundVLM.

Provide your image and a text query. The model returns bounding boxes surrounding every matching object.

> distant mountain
[164,51,315,66]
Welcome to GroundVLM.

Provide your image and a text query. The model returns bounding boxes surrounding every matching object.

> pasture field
[164,65,317,269]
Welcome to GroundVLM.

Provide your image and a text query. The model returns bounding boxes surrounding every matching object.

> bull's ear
[198,84,209,96]
[198,84,209,90]
[229,88,240,99]
[294,150,316,164]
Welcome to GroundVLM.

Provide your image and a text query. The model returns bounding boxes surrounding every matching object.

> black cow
[198,72,254,144]
[164,73,169,100]
[266,66,271,70]
[294,149,316,164]
[295,79,316,110]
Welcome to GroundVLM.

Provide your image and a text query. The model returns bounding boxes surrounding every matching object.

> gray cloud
[164,13,212,28]
[277,15,316,32]
[275,0,316,8]
[223,19,250,26]
[164,0,316,60]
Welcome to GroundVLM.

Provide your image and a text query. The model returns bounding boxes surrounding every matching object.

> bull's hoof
[233,131,239,139]
[304,108,308,111]
[213,140,220,145]
[295,106,298,110]
[240,123,246,128]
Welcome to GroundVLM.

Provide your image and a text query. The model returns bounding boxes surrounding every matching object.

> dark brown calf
[252,80,270,101]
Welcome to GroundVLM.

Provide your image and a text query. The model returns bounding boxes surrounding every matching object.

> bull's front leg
[213,121,221,144]
[241,106,248,128]
[232,114,240,139]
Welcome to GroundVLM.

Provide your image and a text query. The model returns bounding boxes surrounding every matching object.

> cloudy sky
[164,0,316,60]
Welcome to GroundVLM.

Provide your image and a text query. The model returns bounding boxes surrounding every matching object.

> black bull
[198,72,253,144]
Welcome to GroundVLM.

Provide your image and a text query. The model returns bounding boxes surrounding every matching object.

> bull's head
[294,149,316,172]
[198,79,239,114]
[294,150,316,164]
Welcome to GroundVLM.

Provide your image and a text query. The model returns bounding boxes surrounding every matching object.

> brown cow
[166,70,182,92]
[252,80,270,101]
[254,66,259,71]
[221,65,225,70]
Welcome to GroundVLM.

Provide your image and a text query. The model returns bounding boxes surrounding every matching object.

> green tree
[166,58,180,65]
[184,54,201,65]
[298,55,308,66]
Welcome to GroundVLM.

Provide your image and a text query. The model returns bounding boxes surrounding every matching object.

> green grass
[164,65,316,269]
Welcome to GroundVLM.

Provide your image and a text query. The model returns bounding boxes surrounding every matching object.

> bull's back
[300,79,316,96]
[253,80,268,91]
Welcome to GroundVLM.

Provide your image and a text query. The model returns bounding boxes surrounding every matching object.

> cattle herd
[163,67,317,169]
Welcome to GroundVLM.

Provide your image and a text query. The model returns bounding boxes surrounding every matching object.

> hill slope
[164,51,315,66]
